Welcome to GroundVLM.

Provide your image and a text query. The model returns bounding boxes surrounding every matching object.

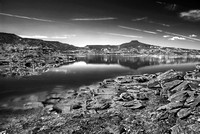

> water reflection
[0,55,200,102]
[77,55,200,69]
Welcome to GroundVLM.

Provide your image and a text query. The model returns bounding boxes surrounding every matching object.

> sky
[0,0,200,49]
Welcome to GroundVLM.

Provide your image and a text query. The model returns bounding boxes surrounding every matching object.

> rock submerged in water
[3,67,200,133]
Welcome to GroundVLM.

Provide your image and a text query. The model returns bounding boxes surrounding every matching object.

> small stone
[148,80,160,88]
[188,123,200,132]
[23,102,43,109]
[119,92,134,101]
[71,102,82,110]
[118,99,143,109]
[88,101,110,111]
[42,98,60,105]
[53,103,71,114]
[135,76,149,83]
[103,78,115,84]
[154,89,160,95]
[177,108,192,119]
[196,64,200,70]
[191,95,200,108]
[171,124,185,134]
[136,92,148,100]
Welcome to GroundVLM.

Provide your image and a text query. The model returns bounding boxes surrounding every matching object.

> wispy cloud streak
[0,12,54,22]
[104,32,142,38]
[148,20,170,27]
[118,25,157,34]
[156,29,163,32]
[19,34,76,39]
[143,30,157,34]
[131,17,170,27]
[132,17,147,21]
[19,35,48,39]
[71,17,117,21]
[118,25,142,31]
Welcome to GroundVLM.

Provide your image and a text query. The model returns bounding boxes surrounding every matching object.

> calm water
[0,55,200,102]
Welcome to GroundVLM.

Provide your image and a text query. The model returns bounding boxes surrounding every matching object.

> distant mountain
[119,40,154,49]
[85,40,200,55]
[1,32,200,55]
[85,45,117,50]
[0,32,78,51]
[85,40,159,50]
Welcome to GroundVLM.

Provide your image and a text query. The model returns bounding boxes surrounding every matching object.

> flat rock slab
[170,81,191,93]
[162,80,183,91]
[177,108,192,119]
[116,99,143,109]
[168,90,189,102]
[157,101,183,111]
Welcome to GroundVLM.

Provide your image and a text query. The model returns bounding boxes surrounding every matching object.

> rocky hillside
[0,32,78,51]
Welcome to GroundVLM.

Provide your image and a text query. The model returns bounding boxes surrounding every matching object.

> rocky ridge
[1,65,200,133]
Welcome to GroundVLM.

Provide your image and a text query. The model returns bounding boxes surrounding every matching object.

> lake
[0,55,200,102]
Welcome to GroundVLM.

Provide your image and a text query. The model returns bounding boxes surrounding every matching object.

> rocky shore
[1,65,200,133]
[0,47,76,78]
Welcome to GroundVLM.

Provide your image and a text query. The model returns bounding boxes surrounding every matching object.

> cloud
[118,25,157,34]
[164,31,200,42]
[19,35,48,39]
[156,29,163,32]
[19,34,76,39]
[165,4,177,11]
[148,20,170,27]
[163,35,170,38]
[163,35,186,41]
[0,12,54,22]
[143,30,157,34]
[156,1,165,5]
[52,35,76,39]
[132,17,148,21]
[104,32,142,38]
[180,10,200,21]
[189,34,197,38]
[161,31,200,42]
[156,2,178,11]
[168,36,186,41]
[131,17,170,27]
[71,17,117,21]
[118,25,142,31]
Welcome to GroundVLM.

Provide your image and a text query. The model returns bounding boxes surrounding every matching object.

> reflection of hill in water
[77,55,200,70]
